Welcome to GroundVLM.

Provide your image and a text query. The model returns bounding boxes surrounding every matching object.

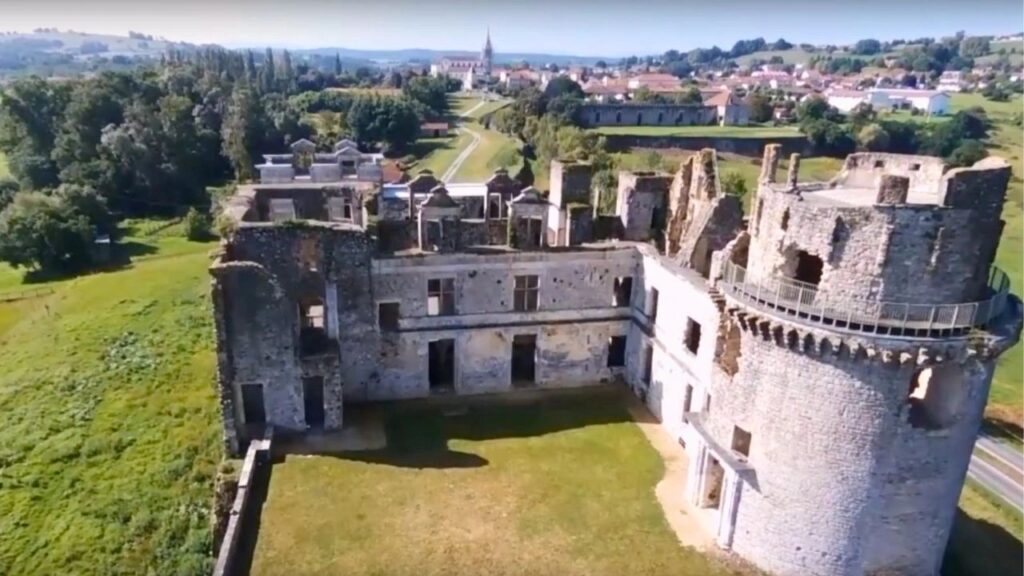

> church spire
[482,28,493,76]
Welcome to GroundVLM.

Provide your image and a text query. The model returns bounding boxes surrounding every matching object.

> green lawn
[0,221,221,575]
[250,391,741,576]
[450,120,523,183]
[592,125,801,138]
[409,132,474,176]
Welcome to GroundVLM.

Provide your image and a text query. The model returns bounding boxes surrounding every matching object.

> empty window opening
[682,384,694,415]
[910,163,921,171]
[511,334,538,386]
[327,197,352,222]
[685,318,702,355]
[754,199,764,234]
[378,302,400,331]
[488,199,501,219]
[873,159,885,168]
[641,344,654,386]
[657,112,664,123]
[269,198,297,222]
[427,278,456,316]
[424,219,447,251]
[527,217,543,247]
[298,238,318,272]
[781,208,790,231]
[647,287,660,321]
[705,393,712,413]
[693,236,713,279]
[616,112,622,124]
[607,335,627,367]
[613,276,634,307]
[700,456,725,509]
[731,426,752,458]
[303,376,325,429]
[907,365,966,430]
[636,113,643,125]
[514,275,540,312]
[428,339,455,392]
[299,298,331,356]
[241,383,266,425]
[791,251,824,286]
[595,112,601,123]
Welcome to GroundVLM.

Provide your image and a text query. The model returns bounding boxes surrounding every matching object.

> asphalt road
[968,433,1024,512]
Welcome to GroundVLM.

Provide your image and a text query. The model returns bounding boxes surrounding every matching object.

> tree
[543,76,584,99]
[514,160,534,188]
[594,60,608,69]
[852,39,882,55]
[720,171,748,198]
[183,207,213,240]
[545,95,583,126]
[771,38,793,51]
[0,179,19,213]
[0,191,96,272]
[857,124,891,152]
[0,77,71,189]
[221,86,264,181]
[402,76,450,118]
[666,60,693,79]
[280,50,296,94]
[959,37,990,58]
[797,96,837,123]
[334,53,342,75]
[259,48,276,94]
[747,93,774,123]
[675,86,704,105]
[347,95,421,153]
[945,139,988,167]
[848,102,876,126]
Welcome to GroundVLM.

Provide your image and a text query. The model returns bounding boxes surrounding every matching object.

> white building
[825,89,870,113]
[826,88,951,116]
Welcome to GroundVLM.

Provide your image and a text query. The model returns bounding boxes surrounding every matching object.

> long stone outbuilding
[210,143,1021,576]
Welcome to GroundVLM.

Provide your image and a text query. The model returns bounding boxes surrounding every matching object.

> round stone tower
[691,147,1022,576]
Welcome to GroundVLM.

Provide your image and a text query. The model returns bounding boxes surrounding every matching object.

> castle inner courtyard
[246,389,744,576]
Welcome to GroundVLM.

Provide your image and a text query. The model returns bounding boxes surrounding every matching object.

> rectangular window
[613,276,633,307]
[731,426,752,458]
[327,197,353,222]
[427,278,455,316]
[685,318,702,355]
[647,288,660,321]
[514,275,539,312]
[607,335,626,367]
[683,384,694,414]
[269,198,296,222]
[642,344,653,386]
[378,302,400,331]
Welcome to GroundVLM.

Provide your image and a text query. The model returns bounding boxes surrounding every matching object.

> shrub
[0,191,96,272]
[721,171,749,198]
[183,208,213,241]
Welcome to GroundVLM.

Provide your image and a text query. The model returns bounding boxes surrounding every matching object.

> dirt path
[625,398,716,551]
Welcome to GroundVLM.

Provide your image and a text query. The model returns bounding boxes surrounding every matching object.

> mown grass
[450,120,523,182]
[0,222,221,575]
[409,132,473,176]
[251,392,743,576]
[591,125,800,138]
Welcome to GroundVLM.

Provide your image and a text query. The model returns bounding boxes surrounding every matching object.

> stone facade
[210,149,1021,576]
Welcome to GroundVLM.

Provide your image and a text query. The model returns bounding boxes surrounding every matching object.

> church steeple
[481,28,493,76]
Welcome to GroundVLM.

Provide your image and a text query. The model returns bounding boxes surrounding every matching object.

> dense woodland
[0,47,453,273]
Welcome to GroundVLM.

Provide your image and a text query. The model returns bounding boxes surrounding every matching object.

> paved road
[440,99,486,183]
[968,433,1024,512]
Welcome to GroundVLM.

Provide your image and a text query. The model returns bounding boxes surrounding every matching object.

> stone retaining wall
[603,134,812,157]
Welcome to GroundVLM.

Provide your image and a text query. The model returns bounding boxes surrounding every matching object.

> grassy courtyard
[0,220,221,575]
[250,391,742,576]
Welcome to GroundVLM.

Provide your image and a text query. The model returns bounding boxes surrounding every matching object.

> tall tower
[688,147,1022,576]
[481,28,493,77]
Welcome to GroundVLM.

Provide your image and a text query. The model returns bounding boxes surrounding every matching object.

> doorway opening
[303,376,325,429]
[428,339,455,392]
[700,456,725,509]
[241,383,266,425]
[511,334,538,387]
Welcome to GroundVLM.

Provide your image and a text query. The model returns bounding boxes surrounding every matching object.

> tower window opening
[791,250,824,286]
[781,209,790,231]
[907,366,966,430]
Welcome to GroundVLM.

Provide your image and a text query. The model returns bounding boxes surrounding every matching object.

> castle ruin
[209,143,1021,576]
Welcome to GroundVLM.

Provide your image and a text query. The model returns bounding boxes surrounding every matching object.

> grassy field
[0,220,221,575]
[450,120,523,182]
[592,125,801,138]
[407,132,474,175]
[250,391,742,576]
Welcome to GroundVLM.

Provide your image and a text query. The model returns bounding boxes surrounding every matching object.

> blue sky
[2,0,1022,57]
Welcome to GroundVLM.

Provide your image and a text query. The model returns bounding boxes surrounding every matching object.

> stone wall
[603,134,812,158]
[581,104,717,127]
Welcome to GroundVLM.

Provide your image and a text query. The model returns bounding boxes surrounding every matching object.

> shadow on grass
[942,508,1024,576]
[406,137,453,160]
[982,417,1024,445]
[298,387,633,471]
[20,240,158,285]
[233,453,274,576]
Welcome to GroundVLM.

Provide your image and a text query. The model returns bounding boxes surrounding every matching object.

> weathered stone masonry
[210,142,1021,576]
